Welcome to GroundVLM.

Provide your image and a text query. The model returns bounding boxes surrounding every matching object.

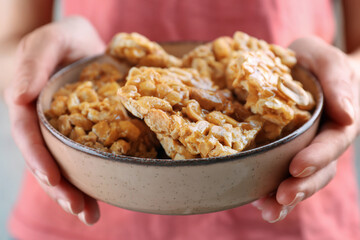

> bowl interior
[37,42,323,166]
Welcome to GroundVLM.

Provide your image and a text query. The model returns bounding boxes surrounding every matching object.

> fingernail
[251,200,263,210]
[287,192,305,206]
[264,207,289,223]
[15,81,29,99]
[294,166,316,177]
[34,169,52,186]
[342,98,355,122]
[57,199,75,215]
[78,211,93,226]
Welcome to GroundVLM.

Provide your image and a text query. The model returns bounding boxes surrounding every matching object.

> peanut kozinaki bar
[226,50,315,141]
[182,31,297,90]
[107,32,182,68]
[118,67,262,159]
[45,62,159,158]
[182,31,314,142]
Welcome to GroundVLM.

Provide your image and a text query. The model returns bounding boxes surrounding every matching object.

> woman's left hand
[252,36,360,223]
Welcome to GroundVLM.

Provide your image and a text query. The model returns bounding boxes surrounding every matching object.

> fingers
[10,28,65,104]
[290,36,356,126]
[252,196,295,223]
[57,16,106,64]
[8,16,105,105]
[6,102,61,186]
[253,161,337,222]
[4,16,105,222]
[78,196,101,225]
[259,197,295,223]
[253,36,360,224]
[276,161,337,206]
[289,122,355,178]
[36,176,85,214]
[36,176,100,225]
[252,195,293,223]
[258,109,355,223]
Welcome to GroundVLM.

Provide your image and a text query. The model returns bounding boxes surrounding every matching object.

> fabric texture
[62,0,335,46]
[9,0,360,239]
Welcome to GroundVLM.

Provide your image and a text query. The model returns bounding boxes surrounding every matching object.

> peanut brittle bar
[182,31,297,90]
[46,63,159,158]
[226,50,315,141]
[107,32,182,68]
[118,67,262,159]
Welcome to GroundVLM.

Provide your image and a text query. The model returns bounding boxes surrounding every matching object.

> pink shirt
[9,0,360,239]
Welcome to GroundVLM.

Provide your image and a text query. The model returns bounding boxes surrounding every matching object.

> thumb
[289,36,355,126]
[8,16,105,105]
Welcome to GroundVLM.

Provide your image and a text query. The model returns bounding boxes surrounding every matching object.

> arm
[0,0,53,93]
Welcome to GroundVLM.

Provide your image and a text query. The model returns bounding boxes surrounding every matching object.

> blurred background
[0,0,359,239]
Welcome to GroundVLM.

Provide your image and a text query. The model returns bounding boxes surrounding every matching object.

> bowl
[37,42,323,215]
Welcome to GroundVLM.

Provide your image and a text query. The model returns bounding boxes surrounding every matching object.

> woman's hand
[252,36,360,223]
[4,16,105,225]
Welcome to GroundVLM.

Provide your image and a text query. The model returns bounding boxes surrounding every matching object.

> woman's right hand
[4,16,106,225]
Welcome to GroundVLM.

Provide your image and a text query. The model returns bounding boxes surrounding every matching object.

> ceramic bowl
[37,43,323,215]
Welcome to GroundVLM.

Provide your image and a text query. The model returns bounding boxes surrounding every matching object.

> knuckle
[36,25,65,50]
[16,35,30,54]
[315,51,354,96]
[14,58,44,82]
[343,128,354,146]
[61,16,95,36]
[14,25,65,82]
[67,15,91,26]
[304,35,323,45]
[318,48,350,75]
[305,181,318,198]
[18,57,41,70]
[329,162,338,179]
[307,141,333,166]
[315,130,352,161]
[18,24,64,54]
[293,36,321,47]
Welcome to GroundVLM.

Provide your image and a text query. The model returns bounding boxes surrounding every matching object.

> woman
[2,0,360,239]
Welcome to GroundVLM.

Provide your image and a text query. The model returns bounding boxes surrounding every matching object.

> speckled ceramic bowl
[37,43,323,215]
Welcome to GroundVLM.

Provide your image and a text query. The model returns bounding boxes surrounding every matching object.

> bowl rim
[37,54,324,166]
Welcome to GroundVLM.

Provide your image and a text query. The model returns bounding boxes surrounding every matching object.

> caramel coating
[107,32,182,68]
[119,67,262,159]
[46,63,159,158]
[47,31,315,160]
[182,32,297,90]
[226,50,313,141]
